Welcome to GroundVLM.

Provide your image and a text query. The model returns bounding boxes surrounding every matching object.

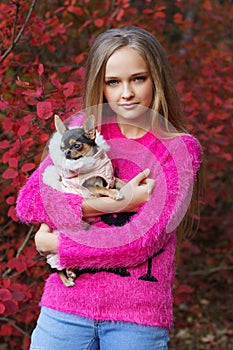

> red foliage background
[0,1,232,349]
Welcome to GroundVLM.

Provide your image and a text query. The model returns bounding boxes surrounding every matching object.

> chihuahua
[54,114,124,200]
[43,114,125,287]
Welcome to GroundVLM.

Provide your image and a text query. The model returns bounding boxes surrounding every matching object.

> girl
[16,26,202,350]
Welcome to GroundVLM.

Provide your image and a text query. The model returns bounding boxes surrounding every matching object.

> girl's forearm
[82,170,154,218]
[34,170,154,256]
[82,196,133,218]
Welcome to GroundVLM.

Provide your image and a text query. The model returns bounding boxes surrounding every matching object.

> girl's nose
[122,83,135,99]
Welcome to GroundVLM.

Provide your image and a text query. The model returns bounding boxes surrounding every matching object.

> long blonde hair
[83,26,202,250]
[84,26,186,133]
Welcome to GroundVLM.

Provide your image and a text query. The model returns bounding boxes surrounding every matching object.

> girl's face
[103,46,153,124]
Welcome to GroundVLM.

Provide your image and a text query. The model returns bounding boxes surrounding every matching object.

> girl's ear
[84,114,96,140]
[54,115,67,135]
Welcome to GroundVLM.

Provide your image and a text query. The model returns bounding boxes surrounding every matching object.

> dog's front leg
[58,269,77,287]
[114,178,126,190]
[88,186,123,201]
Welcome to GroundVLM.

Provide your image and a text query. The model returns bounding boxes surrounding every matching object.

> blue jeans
[30,307,170,350]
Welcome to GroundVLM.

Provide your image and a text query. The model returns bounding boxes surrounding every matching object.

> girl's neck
[116,116,151,139]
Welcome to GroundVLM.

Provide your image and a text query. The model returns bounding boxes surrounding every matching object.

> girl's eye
[105,80,118,86]
[73,143,82,150]
[134,76,146,83]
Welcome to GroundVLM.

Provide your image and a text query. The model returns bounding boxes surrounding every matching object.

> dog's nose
[65,150,71,159]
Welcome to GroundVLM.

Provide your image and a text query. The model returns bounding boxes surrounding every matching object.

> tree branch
[16,225,35,257]
[0,0,37,63]
[2,225,35,279]
[189,265,233,276]
[11,0,20,44]
[0,316,30,337]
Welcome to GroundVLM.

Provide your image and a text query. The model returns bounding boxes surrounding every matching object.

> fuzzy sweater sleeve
[58,135,202,269]
[16,156,83,231]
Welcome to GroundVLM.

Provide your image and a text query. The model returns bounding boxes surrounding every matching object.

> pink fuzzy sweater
[16,116,201,329]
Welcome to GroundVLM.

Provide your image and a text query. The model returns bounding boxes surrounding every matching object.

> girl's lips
[119,103,139,109]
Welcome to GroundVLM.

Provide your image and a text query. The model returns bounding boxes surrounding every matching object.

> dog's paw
[113,190,124,201]
[58,270,76,287]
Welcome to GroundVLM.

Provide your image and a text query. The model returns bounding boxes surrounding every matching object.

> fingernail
[143,168,150,176]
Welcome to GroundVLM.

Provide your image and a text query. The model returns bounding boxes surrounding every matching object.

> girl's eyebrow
[105,76,118,80]
[131,71,149,76]
[105,71,149,79]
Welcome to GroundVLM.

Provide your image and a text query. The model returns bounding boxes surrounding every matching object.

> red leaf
[0,323,12,335]
[2,151,10,164]
[0,140,10,149]
[59,66,72,73]
[0,289,12,301]
[154,11,166,19]
[51,78,62,89]
[40,133,49,142]
[174,13,183,24]
[116,8,124,21]
[16,77,30,88]
[22,86,43,97]
[37,101,53,119]
[63,82,75,98]
[4,300,18,315]
[94,18,104,27]
[21,163,36,172]
[10,283,31,301]
[2,118,13,131]
[7,258,26,273]
[6,196,15,205]
[176,284,194,294]
[219,113,229,120]
[8,206,18,222]
[78,67,85,78]
[2,168,18,179]
[156,6,166,11]
[12,291,25,301]
[25,246,38,258]
[207,112,215,121]
[9,157,18,168]
[203,0,212,10]
[0,303,5,314]
[143,9,153,15]
[75,53,85,65]
[0,101,9,110]
[223,153,232,161]
[68,5,83,16]
[17,124,29,136]
[0,279,11,289]
[38,63,44,76]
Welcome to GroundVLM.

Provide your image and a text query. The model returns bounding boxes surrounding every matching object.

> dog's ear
[54,115,67,135]
[83,114,96,140]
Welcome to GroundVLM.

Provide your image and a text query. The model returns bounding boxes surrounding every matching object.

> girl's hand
[35,223,58,256]
[82,169,155,217]
[119,168,155,212]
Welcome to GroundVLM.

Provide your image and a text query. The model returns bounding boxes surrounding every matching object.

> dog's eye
[73,144,82,150]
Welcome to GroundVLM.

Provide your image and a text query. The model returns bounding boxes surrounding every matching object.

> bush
[0,1,232,348]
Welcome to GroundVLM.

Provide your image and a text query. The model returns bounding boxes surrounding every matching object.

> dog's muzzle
[65,150,83,160]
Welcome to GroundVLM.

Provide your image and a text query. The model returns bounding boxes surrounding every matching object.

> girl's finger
[131,169,150,185]
[145,179,156,193]
[39,223,52,233]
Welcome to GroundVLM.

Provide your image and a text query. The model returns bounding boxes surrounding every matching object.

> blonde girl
[17,26,202,350]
